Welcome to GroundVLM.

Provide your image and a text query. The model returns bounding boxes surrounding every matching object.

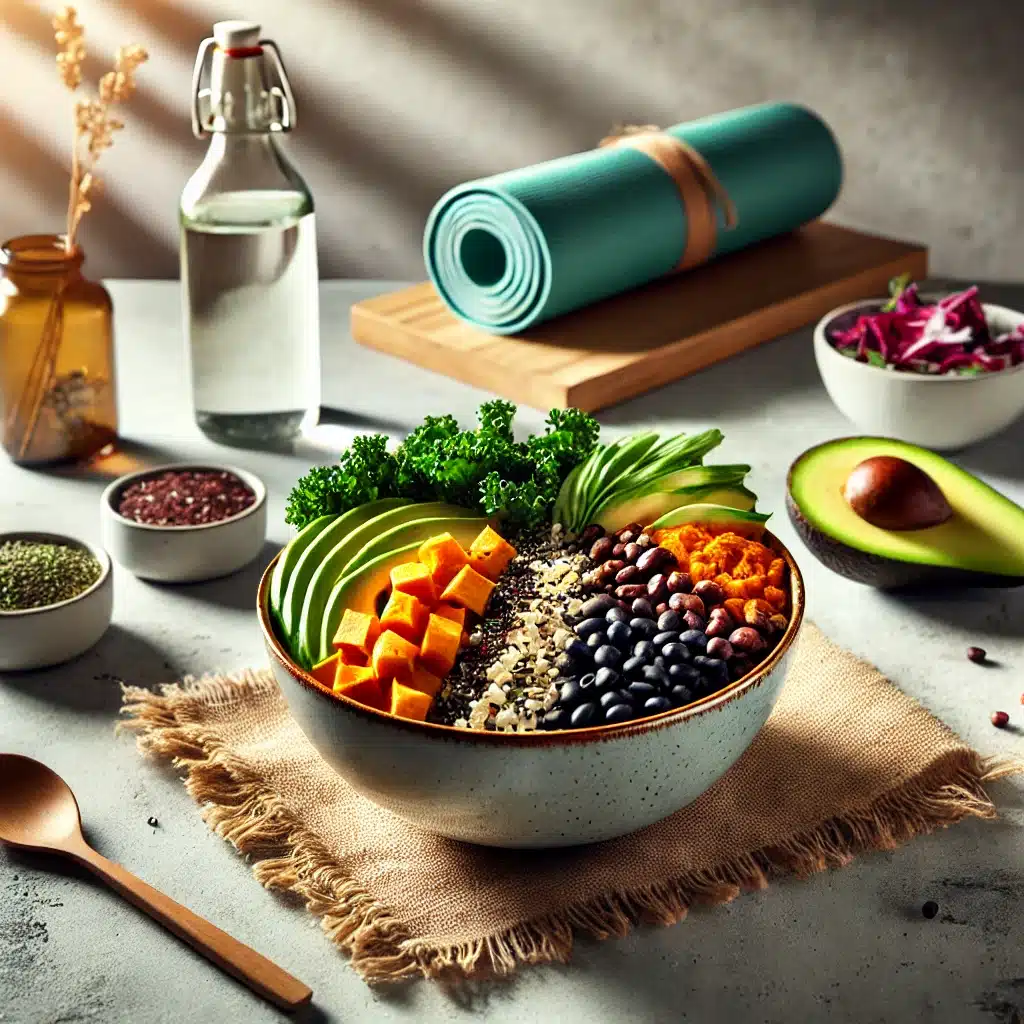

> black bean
[631,597,655,619]
[615,565,642,586]
[589,536,614,563]
[630,617,659,637]
[581,594,616,618]
[657,610,681,632]
[668,663,701,686]
[605,606,630,623]
[622,655,646,678]
[594,666,621,690]
[586,631,607,649]
[575,616,606,638]
[653,630,678,647]
[643,665,669,687]
[542,708,570,730]
[643,696,672,715]
[606,620,632,650]
[653,655,667,672]
[694,656,729,686]
[627,681,658,701]
[566,639,594,663]
[632,640,656,662]
[571,703,599,728]
[662,642,690,663]
[679,629,708,650]
[623,542,642,564]
[683,611,706,632]
[600,689,625,709]
[593,645,623,668]
[559,678,584,706]
[669,684,694,706]
[666,571,692,594]
[604,703,635,724]
[578,672,598,691]
[636,546,675,574]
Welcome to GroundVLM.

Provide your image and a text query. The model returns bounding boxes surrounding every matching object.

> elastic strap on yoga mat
[599,125,739,270]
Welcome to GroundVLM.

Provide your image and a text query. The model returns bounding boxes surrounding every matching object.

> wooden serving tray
[351,221,928,413]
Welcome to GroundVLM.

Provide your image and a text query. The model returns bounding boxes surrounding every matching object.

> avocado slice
[592,465,752,531]
[269,514,336,627]
[649,503,771,535]
[786,437,1024,588]
[295,503,479,666]
[278,498,412,644]
[313,517,491,665]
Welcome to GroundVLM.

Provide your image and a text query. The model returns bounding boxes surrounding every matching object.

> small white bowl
[101,463,267,583]
[814,298,1024,450]
[0,532,113,671]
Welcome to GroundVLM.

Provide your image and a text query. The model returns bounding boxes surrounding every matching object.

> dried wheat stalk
[53,6,148,251]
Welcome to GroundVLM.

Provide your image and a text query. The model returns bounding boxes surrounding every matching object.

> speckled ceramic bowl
[258,532,805,848]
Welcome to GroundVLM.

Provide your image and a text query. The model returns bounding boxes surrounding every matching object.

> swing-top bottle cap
[213,21,261,50]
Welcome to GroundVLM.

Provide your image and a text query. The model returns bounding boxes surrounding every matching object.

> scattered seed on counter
[990,710,1009,729]
[966,646,987,664]
[147,816,159,828]
[921,900,939,920]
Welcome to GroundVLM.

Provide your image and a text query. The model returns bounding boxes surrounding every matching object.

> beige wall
[0,0,1020,282]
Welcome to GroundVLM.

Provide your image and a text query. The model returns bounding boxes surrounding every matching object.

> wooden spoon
[0,754,312,1012]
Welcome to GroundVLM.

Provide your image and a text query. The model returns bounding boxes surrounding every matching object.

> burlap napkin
[119,623,1016,984]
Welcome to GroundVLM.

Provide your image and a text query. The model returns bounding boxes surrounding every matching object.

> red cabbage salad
[827,276,1024,376]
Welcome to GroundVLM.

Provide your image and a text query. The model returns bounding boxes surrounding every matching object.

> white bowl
[258,532,806,849]
[814,299,1024,450]
[0,531,113,671]
[101,463,267,583]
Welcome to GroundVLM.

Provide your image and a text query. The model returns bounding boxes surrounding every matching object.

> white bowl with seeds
[0,531,113,672]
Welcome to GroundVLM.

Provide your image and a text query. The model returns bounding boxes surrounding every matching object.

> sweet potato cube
[333,663,386,710]
[433,602,466,630]
[371,629,418,682]
[380,589,429,643]
[332,609,381,659]
[418,613,462,677]
[389,561,437,605]
[389,681,433,722]
[440,564,496,617]
[409,664,443,699]
[469,526,517,580]
[310,652,341,688]
[417,533,468,589]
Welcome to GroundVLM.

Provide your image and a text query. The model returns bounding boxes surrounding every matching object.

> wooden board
[351,221,929,412]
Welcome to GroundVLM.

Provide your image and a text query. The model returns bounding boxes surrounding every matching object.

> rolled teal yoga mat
[424,102,843,335]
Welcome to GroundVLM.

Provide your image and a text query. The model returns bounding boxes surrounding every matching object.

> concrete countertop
[2,280,1023,1024]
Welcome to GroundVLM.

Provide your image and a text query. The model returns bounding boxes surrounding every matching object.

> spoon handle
[72,845,312,1011]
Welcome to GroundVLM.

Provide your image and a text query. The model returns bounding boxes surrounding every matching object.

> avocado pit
[843,456,953,531]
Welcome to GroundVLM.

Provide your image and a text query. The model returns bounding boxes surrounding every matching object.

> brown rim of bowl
[257,528,806,746]
[0,531,111,618]
[100,462,267,532]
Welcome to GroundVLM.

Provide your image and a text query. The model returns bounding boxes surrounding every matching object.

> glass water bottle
[181,21,320,448]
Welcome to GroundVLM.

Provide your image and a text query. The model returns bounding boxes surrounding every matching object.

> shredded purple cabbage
[828,278,1024,376]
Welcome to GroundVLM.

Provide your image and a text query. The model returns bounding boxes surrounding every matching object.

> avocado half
[786,437,1024,589]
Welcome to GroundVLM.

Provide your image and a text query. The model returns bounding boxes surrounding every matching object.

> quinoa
[429,523,590,732]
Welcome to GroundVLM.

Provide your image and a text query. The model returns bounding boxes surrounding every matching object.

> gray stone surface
[2,280,1023,1024]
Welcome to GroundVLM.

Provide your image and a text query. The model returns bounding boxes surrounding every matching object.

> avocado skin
[785,492,1024,590]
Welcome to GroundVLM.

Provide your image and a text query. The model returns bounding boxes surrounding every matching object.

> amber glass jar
[0,234,118,465]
